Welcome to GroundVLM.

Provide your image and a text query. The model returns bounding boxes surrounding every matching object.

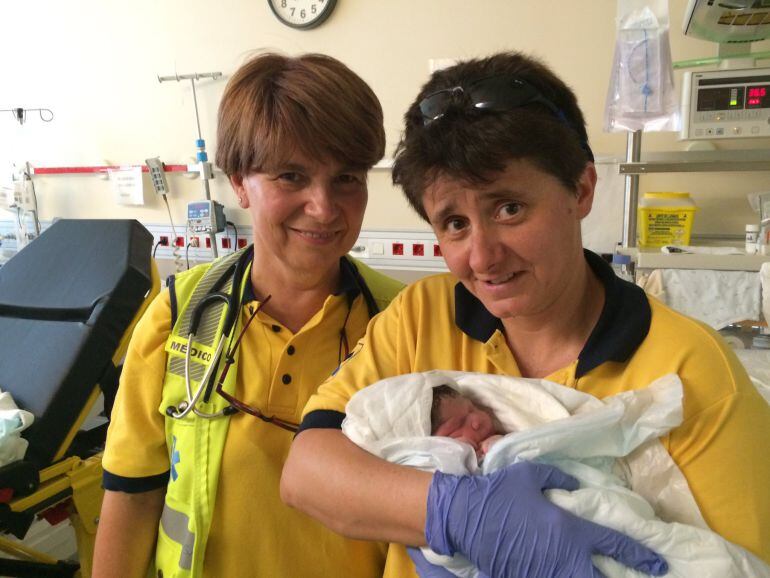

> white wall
[1,0,769,236]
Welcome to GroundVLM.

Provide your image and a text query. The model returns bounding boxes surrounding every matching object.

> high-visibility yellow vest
[153,248,400,577]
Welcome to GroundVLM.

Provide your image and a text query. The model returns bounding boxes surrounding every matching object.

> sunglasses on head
[418,75,594,161]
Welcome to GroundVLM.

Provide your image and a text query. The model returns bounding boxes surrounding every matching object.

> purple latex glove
[426,462,669,578]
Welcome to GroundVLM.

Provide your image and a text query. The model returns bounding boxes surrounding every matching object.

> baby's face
[433,395,497,451]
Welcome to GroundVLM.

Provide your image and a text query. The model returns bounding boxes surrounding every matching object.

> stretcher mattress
[0,219,152,468]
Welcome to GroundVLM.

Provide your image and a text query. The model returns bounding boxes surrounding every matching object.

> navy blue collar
[242,256,360,303]
[454,249,651,378]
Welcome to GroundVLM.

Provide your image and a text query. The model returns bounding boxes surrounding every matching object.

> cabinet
[617,131,770,271]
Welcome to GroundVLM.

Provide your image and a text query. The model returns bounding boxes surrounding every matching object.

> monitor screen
[746,85,770,108]
[697,86,745,111]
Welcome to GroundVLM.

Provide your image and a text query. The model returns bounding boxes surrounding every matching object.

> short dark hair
[216,52,385,177]
[430,384,460,434]
[392,52,592,221]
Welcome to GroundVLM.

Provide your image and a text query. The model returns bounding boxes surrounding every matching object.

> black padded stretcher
[0,219,157,577]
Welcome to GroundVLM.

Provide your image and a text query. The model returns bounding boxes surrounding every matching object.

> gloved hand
[426,461,669,578]
[407,547,484,578]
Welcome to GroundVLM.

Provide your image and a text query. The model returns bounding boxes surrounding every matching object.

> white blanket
[638,269,760,330]
[342,371,770,578]
[0,389,33,467]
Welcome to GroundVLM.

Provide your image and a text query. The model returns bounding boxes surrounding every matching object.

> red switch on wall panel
[159,236,170,246]
[237,238,248,249]
[221,238,232,249]
[412,243,424,256]
[434,244,442,257]
[175,236,185,247]
[392,243,404,255]
[205,237,212,248]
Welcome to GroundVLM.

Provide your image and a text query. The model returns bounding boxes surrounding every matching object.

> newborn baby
[430,385,504,460]
[342,372,770,578]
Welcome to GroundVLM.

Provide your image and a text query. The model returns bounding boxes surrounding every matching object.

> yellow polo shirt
[103,258,404,577]
[302,251,770,576]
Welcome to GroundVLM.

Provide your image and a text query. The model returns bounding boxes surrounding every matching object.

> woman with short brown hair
[93,52,403,578]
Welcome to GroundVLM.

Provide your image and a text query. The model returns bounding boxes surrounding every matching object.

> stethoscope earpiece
[166,401,191,418]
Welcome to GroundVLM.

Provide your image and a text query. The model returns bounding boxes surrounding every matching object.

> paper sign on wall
[110,166,144,206]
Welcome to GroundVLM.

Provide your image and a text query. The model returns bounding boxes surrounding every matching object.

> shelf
[635,251,770,271]
[619,149,770,174]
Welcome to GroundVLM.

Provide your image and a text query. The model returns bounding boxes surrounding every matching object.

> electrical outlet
[350,230,448,273]
[144,222,252,262]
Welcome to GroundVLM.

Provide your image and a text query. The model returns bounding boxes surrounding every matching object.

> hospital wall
[2,0,770,239]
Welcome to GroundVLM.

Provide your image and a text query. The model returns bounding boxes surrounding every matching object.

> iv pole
[0,107,52,246]
[158,71,223,257]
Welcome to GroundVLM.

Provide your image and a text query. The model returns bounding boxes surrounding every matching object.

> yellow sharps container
[638,192,697,248]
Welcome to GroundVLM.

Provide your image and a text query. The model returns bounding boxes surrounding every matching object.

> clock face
[268,0,337,30]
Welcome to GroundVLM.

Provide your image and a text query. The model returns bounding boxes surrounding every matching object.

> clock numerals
[269,0,336,29]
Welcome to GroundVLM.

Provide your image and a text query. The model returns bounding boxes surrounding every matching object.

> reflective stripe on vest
[167,250,245,382]
[156,249,247,577]
[161,504,196,570]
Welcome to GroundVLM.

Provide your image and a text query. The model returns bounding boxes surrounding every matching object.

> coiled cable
[162,194,185,272]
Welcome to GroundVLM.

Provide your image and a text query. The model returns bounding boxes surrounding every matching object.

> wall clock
[268,0,337,30]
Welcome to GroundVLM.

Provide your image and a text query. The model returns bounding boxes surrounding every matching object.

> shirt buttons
[287,345,296,355]
[272,325,281,332]
[282,374,292,385]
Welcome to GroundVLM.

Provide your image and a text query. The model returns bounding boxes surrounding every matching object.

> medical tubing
[202,285,270,404]
[642,30,650,112]
[172,331,227,419]
[162,193,185,273]
[23,167,41,235]
[169,251,262,418]
[14,208,22,238]
[189,292,229,335]
[181,292,235,417]
[189,333,232,419]
[226,221,238,251]
[219,252,251,338]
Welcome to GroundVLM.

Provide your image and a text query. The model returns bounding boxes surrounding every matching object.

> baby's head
[430,385,500,453]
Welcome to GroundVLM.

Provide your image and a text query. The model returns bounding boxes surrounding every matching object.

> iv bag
[604,0,680,132]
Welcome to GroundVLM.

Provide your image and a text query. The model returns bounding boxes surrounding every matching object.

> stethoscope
[166,248,379,420]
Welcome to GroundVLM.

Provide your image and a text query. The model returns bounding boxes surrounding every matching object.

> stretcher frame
[0,260,160,578]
